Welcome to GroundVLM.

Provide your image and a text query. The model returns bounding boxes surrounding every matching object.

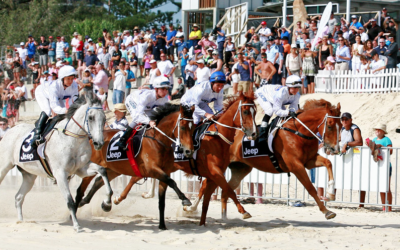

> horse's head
[230,93,257,140]
[320,102,342,154]
[176,105,196,157]
[68,92,106,150]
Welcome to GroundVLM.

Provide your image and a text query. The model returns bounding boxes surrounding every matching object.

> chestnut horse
[74,104,195,229]
[186,99,342,220]
[80,94,258,227]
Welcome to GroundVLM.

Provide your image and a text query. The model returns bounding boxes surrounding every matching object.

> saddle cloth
[106,128,145,162]
[173,121,211,162]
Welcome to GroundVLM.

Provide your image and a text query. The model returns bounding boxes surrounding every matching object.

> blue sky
[152,0,182,24]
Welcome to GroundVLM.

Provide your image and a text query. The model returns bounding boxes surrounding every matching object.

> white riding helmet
[153,76,171,89]
[286,75,302,88]
[58,65,77,81]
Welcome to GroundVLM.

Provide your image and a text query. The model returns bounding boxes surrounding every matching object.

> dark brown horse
[80,94,258,227]
[75,104,195,229]
[186,99,342,220]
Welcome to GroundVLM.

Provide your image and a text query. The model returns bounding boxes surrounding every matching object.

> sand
[1,93,400,249]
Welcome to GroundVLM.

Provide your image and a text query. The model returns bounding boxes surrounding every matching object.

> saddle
[35,115,65,146]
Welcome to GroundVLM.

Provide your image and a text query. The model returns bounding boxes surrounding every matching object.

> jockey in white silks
[255,74,302,141]
[116,76,171,150]
[30,65,79,147]
[180,71,226,125]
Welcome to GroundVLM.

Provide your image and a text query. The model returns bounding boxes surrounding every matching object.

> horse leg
[221,163,252,220]
[75,176,95,210]
[0,163,14,185]
[292,163,336,220]
[183,178,207,212]
[199,180,218,226]
[141,178,157,199]
[15,167,37,221]
[54,170,81,232]
[305,154,336,201]
[114,176,142,205]
[153,170,191,207]
[158,180,168,230]
[208,167,251,220]
[75,162,113,213]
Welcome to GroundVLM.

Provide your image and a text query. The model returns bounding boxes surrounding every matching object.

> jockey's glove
[289,111,297,119]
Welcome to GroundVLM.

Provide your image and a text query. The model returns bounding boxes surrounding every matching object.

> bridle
[61,106,104,139]
[153,113,194,148]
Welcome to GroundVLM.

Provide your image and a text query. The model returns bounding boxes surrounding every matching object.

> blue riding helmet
[210,71,226,84]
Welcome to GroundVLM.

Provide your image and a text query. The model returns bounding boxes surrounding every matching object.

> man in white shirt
[258,21,271,46]
[71,32,80,67]
[194,59,211,84]
[184,59,197,89]
[358,27,369,43]
[176,26,185,39]
[157,53,176,90]
[112,61,127,104]
[56,36,66,59]
[342,26,350,40]
[16,42,28,68]
[137,37,148,78]
[123,30,133,47]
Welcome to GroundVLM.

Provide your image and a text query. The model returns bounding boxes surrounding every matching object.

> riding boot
[116,126,134,151]
[258,115,271,143]
[30,111,49,148]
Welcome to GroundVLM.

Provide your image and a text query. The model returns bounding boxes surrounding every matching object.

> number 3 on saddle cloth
[106,126,145,178]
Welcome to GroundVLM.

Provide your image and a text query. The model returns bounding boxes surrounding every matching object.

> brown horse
[74,104,195,229]
[186,99,342,220]
[81,94,258,227]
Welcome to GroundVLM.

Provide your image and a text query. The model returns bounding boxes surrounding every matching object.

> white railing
[315,69,400,94]
[2,147,399,211]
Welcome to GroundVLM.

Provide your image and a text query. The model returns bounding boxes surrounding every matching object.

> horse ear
[337,102,341,112]
[84,90,94,106]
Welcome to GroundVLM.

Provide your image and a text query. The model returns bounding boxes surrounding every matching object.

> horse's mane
[298,99,340,116]
[66,91,102,120]
[215,93,256,120]
[149,103,192,124]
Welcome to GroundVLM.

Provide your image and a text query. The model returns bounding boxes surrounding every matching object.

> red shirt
[76,41,84,52]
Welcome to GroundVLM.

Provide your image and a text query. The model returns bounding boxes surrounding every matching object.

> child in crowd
[96,87,109,111]
[324,56,335,71]
[230,68,241,96]
[77,68,93,90]
[106,103,128,131]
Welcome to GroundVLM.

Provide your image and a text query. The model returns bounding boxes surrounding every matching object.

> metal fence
[2,146,398,212]
[315,68,400,94]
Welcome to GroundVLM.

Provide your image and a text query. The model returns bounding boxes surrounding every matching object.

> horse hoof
[183,206,196,212]
[141,192,153,199]
[182,199,192,207]
[325,210,336,220]
[242,212,252,219]
[113,196,121,205]
[101,201,112,212]
[78,200,88,208]
[159,225,167,230]
[74,226,81,233]
[327,193,336,201]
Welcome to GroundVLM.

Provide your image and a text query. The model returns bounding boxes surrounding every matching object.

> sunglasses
[261,56,266,58]
[341,118,349,121]
[338,39,344,41]
[0,123,6,126]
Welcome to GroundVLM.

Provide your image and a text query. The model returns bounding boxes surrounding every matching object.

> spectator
[254,52,276,87]
[215,25,225,61]
[294,21,303,41]
[362,124,393,211]
[364,19,383,42]
[209,50,223,74]
[152,40,162,61]
[157,53,175,88]
[25,35,37,62]
[108,103,128,131]
[3,53,13,80]
[384,34,398,69]
[111,61,127,104]
[47,36,56,64]
[0,117,9,140]
[363,40,374,60]
[137,37,148,78]
[14,80,27,122]
[301,42,317,93]
[12,52,22,83]
[176,25,184,39]
[184,59,197,89]
[358,27,369,43]
[71,32,80,67]
[61,36,69,54]
[150,26,157,42]
[64,52,73,66]
[98,47,112,70]
[278,26,290,40]
[384,19,398,36]
[100,29,108,47]
[174,34,187,65]
[157,24,167,54]
[179,47,189,83]
[171,77,185,100]
[120,44,128,61]
[270,37,281,84]
[325,56,335,70]
[198,33,217,55]
[369,50,386,75]
[236,52,251,96]
[166,23,177,62]
[224,37,235,66]
[148,60,161,88]
[258,21,271,46]
[249,34,261,58]
[188,24,202,48]
[375,37,387,56]
[350,15,363,29]
[286,45,302,78]
[77,68,93,90]
[143,48,153,72]
[335,37,351,73]
[125,63,136,96]
[204,47,214,65]
[128,50,138,80]
[37,35,49,71]
[28,62,41,100]
[194,59,210,84]
[56,36,66,59]
[93,64,109,96]
[309,20,318,40]
[112,43,122,68]
[229,67,240,95]
[245,26,256,43]
[352,35,364,71]
[319,36,333,69]
[380,7,390,25]
[328,12,337,34]
[123,30,133,47]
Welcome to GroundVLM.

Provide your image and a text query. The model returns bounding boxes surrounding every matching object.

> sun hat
[84,68,90,72]
[113,103,127,112]
[351,15,357,19]
[327,56,336,63]
[373,123,388,134]
[193,23,199,27]
[73,32,79,36]
[291,44,297,48]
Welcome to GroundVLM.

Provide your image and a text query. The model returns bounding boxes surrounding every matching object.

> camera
[211,25,220,36]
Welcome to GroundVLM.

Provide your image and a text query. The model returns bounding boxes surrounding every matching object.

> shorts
[167,46,175,56]
[77,51,83,60]
[39,55,47,66]
[138,58,144,66]
[72,52,78,61]
[238,81,251,93]
[306,75,315,83]
[13,67,21,73]
[48,55,55,63]
[28,54,34,59]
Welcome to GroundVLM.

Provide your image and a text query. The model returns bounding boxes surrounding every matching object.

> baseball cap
[335,22,340,26]
[49,36,53,39]
[88,38,93,42]
[261,46,266,50]
[291,44,297,48]
[383,7,387,10]
[207,47,214,51]
[84,68,90,72]
[268,37,275,41]
[103,28,108,32]
[73,32,79,36]
[169,23,173,26]
[212,50,218,55]
[193,23,199,27]
[371,19,377,22]
[149,59,156,64]
[341,112,352,119]
[20,42,24,46]
[351,15,357,18]
[178,26,182,29]
[28,34,32,37]
[196,59,205,64]
[176,34,184,38]
[85,35,89,39]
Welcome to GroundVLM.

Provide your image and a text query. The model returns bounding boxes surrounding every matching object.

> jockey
[30,65,79,147]
[255,74,302,141]
[180,71,225,125]
[116,76,170,150]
